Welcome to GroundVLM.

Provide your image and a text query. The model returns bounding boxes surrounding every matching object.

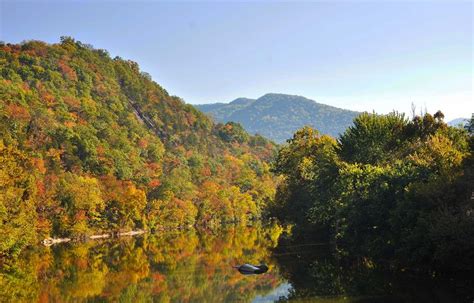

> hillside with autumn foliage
[0,37,277,257]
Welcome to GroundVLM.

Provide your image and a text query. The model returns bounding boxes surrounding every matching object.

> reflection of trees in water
[272,234,474,302]
[0,223,285,302]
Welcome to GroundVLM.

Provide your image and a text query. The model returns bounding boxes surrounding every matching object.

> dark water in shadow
[272,234,474,303]
[1,224,472,302]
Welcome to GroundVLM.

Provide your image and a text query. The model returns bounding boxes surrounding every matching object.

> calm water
[0,224,472,302]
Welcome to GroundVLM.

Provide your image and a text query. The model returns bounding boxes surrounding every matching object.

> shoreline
[42,229,146,246]
[40,220,277,247]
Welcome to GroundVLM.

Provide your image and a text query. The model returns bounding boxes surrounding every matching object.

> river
[0,223,471,302]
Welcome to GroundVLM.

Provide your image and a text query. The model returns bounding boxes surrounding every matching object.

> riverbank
[42,229,146,246]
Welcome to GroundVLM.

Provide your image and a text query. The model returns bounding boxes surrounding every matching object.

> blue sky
[1,1,472,120]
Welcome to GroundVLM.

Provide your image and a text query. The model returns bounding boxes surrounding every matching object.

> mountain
[0,38,276,256]
[196,93,360,143]
[448,117,469,127]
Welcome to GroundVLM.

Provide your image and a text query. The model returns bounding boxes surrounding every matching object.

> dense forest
[270,111,474,271]
[1,37,472,280]
[0,38,277,258]
[196,93,359,143]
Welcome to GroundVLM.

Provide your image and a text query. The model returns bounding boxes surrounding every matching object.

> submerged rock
[234,264,269,275]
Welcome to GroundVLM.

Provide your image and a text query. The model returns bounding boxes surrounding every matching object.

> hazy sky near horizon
[1,1,472,120]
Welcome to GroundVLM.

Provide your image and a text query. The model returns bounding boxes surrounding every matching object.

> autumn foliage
[0,38,276,256]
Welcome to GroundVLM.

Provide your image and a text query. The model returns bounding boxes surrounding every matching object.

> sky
[1,0,472,120]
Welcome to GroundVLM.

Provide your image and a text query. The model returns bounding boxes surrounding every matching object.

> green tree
[338,112,408,165]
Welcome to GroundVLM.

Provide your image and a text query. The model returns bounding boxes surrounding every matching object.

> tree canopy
[272,111,473,271]
[0,38,276,257]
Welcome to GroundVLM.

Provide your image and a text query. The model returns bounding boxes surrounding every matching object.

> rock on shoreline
[42,230,146,246]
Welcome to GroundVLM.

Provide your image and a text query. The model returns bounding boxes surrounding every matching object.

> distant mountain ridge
[196,93,360,143]
[448,117,469,127]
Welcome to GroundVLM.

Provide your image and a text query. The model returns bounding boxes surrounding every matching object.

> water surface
[1,224,472,302]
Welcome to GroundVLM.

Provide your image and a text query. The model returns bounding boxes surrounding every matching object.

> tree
[338,112,408,165]
[0,143,37,257]
[271,127,338,236]
[55,173,104,236]
[102,177,147,230]
[216,122,249,143]
[273,111,473,270]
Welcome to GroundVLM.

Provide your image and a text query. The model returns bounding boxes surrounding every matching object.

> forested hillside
[0,38,276,257]
[271,112,474,271]
[196,93,359,143]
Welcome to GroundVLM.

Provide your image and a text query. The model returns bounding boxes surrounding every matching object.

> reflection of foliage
[273,235,474,302]
[0,224,285,302]
[0,249,44,303]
